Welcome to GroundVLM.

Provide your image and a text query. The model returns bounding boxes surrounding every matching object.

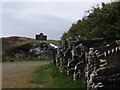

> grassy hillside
[2,36,60,53]
[47,40,61,44]
[2,36,60,60]
[2,36,35,53]
[33,39,61,45]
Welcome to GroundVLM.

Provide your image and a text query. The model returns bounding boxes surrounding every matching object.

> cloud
[2,2,106,40]
[2,0,111,2]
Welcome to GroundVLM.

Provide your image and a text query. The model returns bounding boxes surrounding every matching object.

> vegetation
[2,42,31,58]
[2,58,48,62]
[2,39,60,59]
[33,39,60,43]
[47,40,61,45]
[2,36,34,53]
[2,36,60,58]
[31,63,85,88]
[62,2,120,42]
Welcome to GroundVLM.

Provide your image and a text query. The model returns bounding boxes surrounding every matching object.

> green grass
[31,63,85,88]
[3,57,49,62]
[33,40,61,44]
[47,40,61,44]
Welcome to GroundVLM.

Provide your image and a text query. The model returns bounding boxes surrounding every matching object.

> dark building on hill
[36,33,47,40]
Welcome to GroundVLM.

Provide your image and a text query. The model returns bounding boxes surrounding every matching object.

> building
[36,33,47,40]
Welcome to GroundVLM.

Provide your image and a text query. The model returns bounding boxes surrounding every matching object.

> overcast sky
[2,1,111,40]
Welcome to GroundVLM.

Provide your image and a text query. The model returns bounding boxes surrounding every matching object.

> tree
[62,2,120,42]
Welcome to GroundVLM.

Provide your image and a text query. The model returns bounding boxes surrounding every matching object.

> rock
[15,51,26,58]
[29,42,57,59]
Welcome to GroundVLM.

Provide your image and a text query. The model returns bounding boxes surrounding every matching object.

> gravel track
[2,61,52,88]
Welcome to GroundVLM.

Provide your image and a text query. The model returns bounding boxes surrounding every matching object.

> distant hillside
[2,36,61,60]
[1,36,61,55]
[2,36,35,53]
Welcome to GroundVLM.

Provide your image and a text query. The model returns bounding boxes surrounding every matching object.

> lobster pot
[86,40,120,90]
[55,36,120,90]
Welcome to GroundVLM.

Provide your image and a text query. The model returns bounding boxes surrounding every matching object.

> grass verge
[2,58,49,62]
[31,63,85,88]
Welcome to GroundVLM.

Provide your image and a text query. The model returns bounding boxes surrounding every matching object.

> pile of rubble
[8,41,57,59]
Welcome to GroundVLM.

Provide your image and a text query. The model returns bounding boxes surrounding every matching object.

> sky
[1,0,111,40]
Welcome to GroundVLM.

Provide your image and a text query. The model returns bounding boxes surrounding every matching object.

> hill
[1,36,35,53]
[2,36,60,52]
[1,36,60,59]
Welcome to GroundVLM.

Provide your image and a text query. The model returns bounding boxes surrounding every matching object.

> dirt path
[2,61,52,88]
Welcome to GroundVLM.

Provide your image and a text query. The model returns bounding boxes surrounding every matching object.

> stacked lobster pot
[55,37,120,90]
[55,47,63,71]
[86,40,120,90]
[55,36,86,80]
